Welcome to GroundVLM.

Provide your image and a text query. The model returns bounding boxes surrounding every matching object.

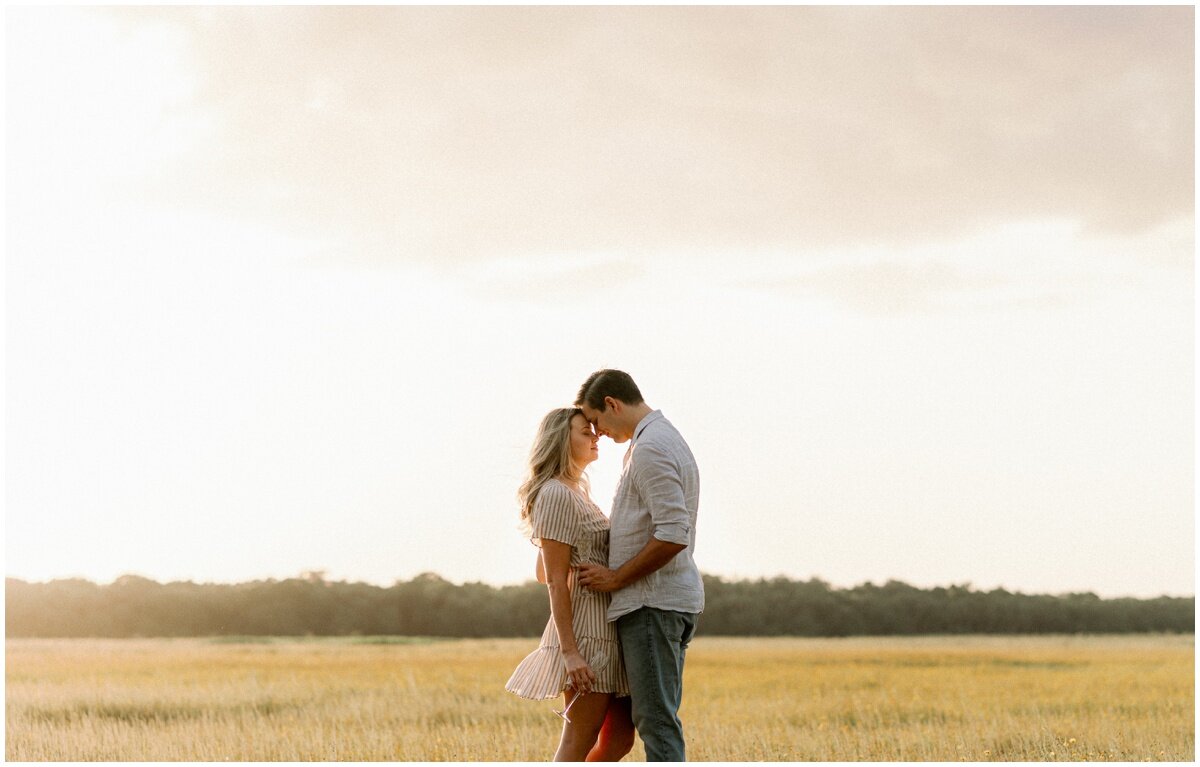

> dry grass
[5,634,1193,761]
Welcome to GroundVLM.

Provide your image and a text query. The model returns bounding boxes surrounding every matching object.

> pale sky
[5,6,1194,599]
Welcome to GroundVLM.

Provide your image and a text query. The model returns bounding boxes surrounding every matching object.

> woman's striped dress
[505,479,630,699]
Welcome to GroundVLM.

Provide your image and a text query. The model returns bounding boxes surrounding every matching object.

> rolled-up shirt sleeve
[630,441,692,546]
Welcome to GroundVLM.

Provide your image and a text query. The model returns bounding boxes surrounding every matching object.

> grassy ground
[5,634,1193,761]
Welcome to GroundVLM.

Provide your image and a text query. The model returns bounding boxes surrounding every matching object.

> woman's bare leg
[553,690,614,762]
[586,695,635,762]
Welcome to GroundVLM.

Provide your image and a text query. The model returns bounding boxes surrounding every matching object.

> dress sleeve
[530,482,582,548]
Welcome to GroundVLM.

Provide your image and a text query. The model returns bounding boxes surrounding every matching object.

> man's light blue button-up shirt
[606,410,704,621]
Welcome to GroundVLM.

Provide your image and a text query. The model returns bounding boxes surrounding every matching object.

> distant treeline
[5,573,1193,638]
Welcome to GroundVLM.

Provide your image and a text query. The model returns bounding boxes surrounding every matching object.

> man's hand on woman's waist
[577,538,687,592]
[576,563,624,592]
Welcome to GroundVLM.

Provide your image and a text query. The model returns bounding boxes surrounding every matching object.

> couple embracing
[505,369,704,762]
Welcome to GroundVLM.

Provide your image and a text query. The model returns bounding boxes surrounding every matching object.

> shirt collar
[632,409,663,444]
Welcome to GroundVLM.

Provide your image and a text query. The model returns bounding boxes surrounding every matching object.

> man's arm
[632,441,693,547]
[578,537,685,592]
[577,441,691,592]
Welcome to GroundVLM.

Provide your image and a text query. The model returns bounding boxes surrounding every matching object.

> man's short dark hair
[575,369,644,411]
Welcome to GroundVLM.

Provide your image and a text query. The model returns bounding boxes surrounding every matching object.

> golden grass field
[5,634,1193,761]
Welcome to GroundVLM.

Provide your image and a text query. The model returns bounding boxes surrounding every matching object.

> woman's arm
[535,549,547,584]
[540,538,597,693]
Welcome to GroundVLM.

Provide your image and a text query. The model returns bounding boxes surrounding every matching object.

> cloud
[19,6,1197,265]
[737,215,1193,314]
[453,252,647,302]
[754,260,1010,314]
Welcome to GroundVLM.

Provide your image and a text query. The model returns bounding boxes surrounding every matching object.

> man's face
[580,400,627,443]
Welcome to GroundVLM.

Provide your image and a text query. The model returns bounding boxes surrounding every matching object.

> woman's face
[568,413,600,468]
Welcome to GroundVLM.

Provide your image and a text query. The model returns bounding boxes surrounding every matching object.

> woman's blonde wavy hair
[518,407,590,534]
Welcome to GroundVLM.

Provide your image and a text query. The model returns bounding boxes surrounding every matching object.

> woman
[505,408,635,762]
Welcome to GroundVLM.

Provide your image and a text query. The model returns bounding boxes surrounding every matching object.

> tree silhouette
[5,575,1192,638]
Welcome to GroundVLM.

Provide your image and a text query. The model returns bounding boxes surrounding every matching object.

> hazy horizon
[6,6,1194,602]
[5,569,1194,601]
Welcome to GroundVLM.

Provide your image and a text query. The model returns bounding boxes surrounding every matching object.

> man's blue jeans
[616,607,698,762]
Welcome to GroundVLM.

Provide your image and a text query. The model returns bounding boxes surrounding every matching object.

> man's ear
[605,396,620,414]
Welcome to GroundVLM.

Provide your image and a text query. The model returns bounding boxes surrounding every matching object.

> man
[575,369,703,763]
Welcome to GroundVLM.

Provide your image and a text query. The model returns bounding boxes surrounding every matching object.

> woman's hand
[562,649,597,694]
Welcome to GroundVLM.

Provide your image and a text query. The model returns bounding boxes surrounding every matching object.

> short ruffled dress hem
[505,635,630,700]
